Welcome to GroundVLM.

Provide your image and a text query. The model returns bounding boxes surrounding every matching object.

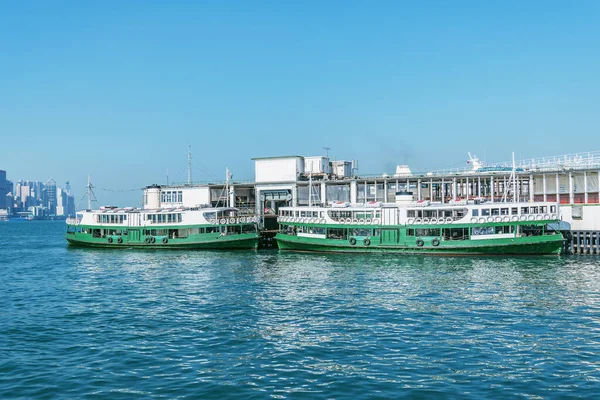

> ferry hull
[66,234,259,250]
[275,235,564,256]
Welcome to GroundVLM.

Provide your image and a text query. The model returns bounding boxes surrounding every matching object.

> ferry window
[482,209,490,216]
[495,226,513,234]
[521,207,529,214]
[424,210,437,218]
[373,229,380,237]
[407,229,415,236]
[472,227,494,235]
[416,228,440,237]
[326,228,346,240]
[441,210,453,218]
[454,209,467,219]
[407,210,416,218]
[520,225,543,236]
[501,208,509,215]
[320,212,324,218]
[178,191,183,202]
[351,228,371,237]
[550,205,556,213]
[491,208,500,216]
[178,214,182,222]
[243,225,256,233]
[310,227,326,235]
[530,207,538,214]
[300,211,306,217]
[442,228,468,240]
[540,206,547,213]
[206,227,218,233]
[295,211,299,217]
[472,209,479,217]
[511,208,518,215]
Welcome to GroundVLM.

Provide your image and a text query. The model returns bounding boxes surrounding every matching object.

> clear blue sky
[1,1,599,206]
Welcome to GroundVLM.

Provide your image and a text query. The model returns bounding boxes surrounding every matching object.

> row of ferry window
[407,208,467,220]
[472,205,556,217]
[282,225,548,239]
[146,213,183,223]
[161,190,183,203]
[280,210,325,218]
[74,225,256,237]
[96,214,127,224]
[327,211,382,220]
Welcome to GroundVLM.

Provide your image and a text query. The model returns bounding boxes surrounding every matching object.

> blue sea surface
[1,221,600,398]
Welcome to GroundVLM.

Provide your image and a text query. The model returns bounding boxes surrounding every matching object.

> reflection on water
[2,221,600,398]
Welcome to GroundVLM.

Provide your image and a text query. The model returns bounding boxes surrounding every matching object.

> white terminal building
[142,151,600,253]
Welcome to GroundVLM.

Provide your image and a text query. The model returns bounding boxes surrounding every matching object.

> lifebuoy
[408,218,415,224]
[117,237,123,244]
[416,239,424,247]
[359,219,365,224]
[107,237,113,244]
[536,215,543,221]
[511,216,518,221]
[162,237,168,244]
[219,218,226,224]
[445,217,452,223]
[519,215,526,221]
[479,217,485,224]
[363,238,371,246]
[373,219,380,224]
[415,218,422,224]
[543,214,550,220]
[144,237,151,244]
[487,217,493,222]
[495,216,502,222]
[151,236,156,243]
[432,238,440,246]
[471,217,477,223]
[349,237,357,245]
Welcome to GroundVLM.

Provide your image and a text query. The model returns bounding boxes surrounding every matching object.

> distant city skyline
[0,170,76,217]
[1,1,599,207]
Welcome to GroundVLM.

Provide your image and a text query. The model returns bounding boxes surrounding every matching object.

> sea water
[1,221,600,398]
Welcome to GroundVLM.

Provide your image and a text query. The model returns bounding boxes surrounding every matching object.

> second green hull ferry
[275,193,564,256]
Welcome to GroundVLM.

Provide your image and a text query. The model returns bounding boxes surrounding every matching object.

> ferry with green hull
[275,192,564,256]
[66,206,260,250]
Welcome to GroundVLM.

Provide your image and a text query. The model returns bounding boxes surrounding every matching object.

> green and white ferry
[65,184,260,249]
[275,192,564,255]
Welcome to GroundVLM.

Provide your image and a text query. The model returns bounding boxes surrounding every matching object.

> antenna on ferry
[187,144,192,185]
[226,167,232,208]
[86,175,98,210]
[323,147,331,158]
[309,173,312,207]
[512,152,517,203]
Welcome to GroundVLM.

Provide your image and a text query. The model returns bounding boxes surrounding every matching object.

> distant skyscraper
[0,170,7,209]
[44,178,57,214]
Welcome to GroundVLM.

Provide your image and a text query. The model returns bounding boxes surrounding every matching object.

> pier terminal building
[144,151,600,254]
